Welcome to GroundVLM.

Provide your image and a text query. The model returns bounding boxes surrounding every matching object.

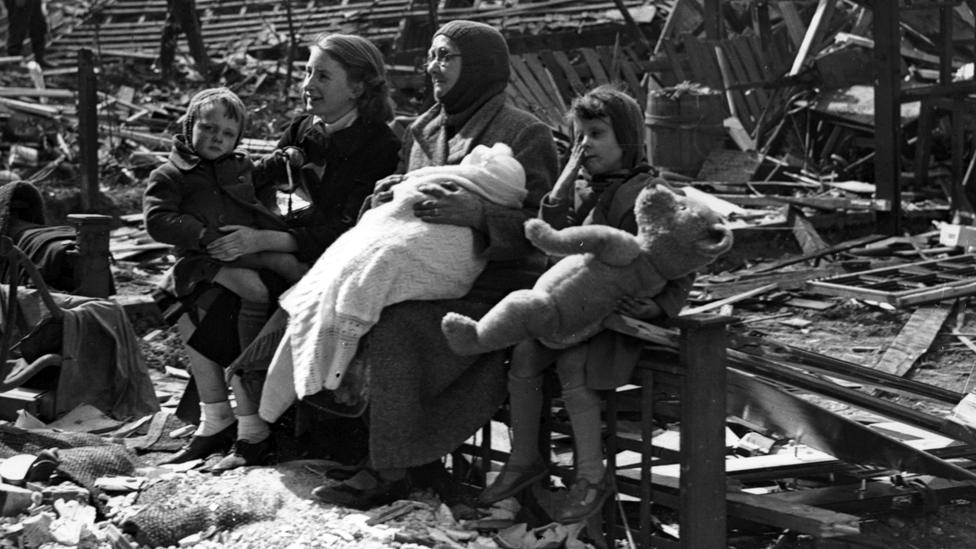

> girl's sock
[506,372,544,468]
[562,384,605,484]
[197,400,235,437]
[236,413,270,443]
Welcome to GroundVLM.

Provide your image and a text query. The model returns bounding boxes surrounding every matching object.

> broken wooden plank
[872,304,953,379]
[681,283,778,316]
[789,0,837,76]
[727,369,976,482]
[789,207,829,256]
[617,464,862,538]
[751,233,887,274]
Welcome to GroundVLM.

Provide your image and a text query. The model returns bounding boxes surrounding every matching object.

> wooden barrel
[644,88,727,177]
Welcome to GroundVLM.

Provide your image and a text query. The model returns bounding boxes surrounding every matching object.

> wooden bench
[456,313,732,549]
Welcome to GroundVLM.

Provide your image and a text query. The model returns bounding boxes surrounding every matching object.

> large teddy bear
[441,183,734,355]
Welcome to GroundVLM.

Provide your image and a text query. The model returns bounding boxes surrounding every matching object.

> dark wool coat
[363,92,560,470]
[144,136,289,296]
[254,114,401,263]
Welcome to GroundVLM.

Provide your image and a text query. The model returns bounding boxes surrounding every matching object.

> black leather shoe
[477,460,549,506]
[554,471,615,524]
[312,469,410,510]
[161,422,236,464]
[209,437,274,473]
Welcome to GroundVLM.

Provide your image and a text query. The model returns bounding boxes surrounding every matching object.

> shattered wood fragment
[789,0,837,76]
[681,282,777,316]
[789,207,828,256]
[751,233,886,274]
[726,491,860,538]
[0,88,74,98]
[727,369,976,482]
[871,305,953,380]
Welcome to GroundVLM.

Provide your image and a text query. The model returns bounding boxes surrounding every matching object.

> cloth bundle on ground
[259,143,527,421]
[5,287,160,420]
[442,184,734,354]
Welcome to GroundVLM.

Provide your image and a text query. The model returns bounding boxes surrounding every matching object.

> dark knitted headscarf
[434,20,511,116]
[180,87,247,151]
[569,84,646,169]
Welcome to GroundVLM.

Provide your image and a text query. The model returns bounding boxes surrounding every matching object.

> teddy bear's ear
[696,223,735,257]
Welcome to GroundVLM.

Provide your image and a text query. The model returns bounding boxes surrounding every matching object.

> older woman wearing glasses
[296,19,559,508]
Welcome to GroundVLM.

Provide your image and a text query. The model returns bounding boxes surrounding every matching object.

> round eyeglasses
[426,48,461,67]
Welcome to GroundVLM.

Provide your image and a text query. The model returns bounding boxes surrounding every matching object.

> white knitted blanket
[263,172,518,417]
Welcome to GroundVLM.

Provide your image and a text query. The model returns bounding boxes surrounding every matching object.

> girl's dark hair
[568,84,646,169]
[310,33,394,124]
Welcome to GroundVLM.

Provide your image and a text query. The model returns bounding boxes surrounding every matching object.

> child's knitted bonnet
[181,87,247,148]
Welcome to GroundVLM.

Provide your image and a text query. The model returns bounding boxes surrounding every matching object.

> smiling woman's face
[426,35,462,101]
[302,48,361,122]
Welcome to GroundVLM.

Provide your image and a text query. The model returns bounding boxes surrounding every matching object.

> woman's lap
[365,299,509,470]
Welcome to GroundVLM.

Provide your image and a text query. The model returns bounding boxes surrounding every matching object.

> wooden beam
[874,1,902,235]
[77,49,99,213]
[788,0,836,76]
[726,369,976,482]
[871,305,953,379]
[676,314,732,549]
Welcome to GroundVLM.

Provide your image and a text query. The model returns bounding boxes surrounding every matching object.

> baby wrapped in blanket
[260,143,526,419]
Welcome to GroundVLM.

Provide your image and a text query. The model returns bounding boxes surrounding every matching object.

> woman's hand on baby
[206,225,259,261]
[414,181,485,228]
[616,296,663,320]
[371,174,405,207]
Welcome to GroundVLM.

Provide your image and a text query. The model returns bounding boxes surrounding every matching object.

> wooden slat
[716,40,759,129]
[523,53,569,115]
[729,36,771,102]
[579,47,610,86]
[537,49,577,105]
[549,50,589,97]
[510,54,565,126]
[661,39,688,82]
[870,304,952,379]
[778,0,807,49]
[681,35,723,88]
[595,45,645,109]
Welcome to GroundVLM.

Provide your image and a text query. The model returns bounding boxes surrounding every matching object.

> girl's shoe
[209,437,274,473]
[554,471,614,524]
[161,422,236,464]
[477,460,549,506]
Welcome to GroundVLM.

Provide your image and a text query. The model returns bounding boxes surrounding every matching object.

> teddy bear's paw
[523,218,552,244]
[441,312,484,356]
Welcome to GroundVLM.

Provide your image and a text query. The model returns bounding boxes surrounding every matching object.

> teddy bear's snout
[706,224,734,255]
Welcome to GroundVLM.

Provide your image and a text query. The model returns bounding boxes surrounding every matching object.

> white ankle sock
[196,401,235,436]
[236,413,270,443]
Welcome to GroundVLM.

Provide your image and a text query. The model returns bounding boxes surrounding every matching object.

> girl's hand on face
[413,181,485,228]
[616,295,663,320]
[371,174,405,207]
[206,225,259,261]
[551,137,586,198]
